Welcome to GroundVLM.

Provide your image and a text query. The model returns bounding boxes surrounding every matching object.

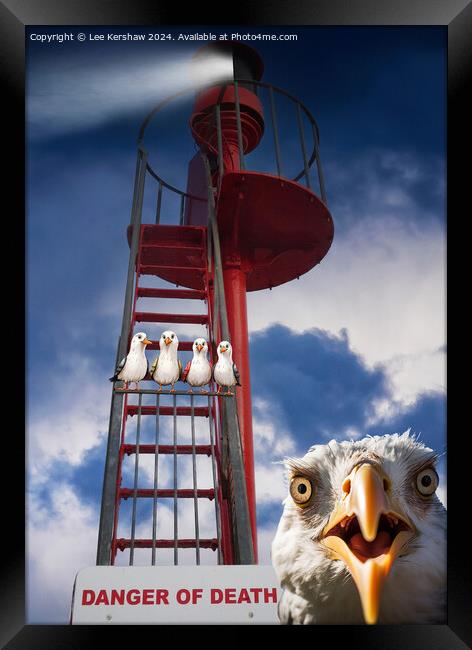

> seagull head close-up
[218,340,232,357]
[193,337,208,355]
[160,330,179,351]
[131,332,152,348]
[271,431,446,625]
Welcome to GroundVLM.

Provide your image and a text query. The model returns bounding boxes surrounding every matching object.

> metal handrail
[201,152,255,565]
[97,147,148,565]
[137,77,328,220]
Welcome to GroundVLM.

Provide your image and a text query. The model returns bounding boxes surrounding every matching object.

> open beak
[165,337,172,346]
[197,344,203,352]
[143,338,152,346]
[321,463,415,625]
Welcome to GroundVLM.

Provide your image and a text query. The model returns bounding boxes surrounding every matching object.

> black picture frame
[2,0,468,646]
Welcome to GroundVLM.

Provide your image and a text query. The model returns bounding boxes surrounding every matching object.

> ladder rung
[135,312,208,325]
[128,224,206,248]
[126,405,209,417]
[147,340,194,351]
[120,488,215,500]
[141,224,206,246]
[123,444,212,456]
[142,242,204,251]
[136,287,206,300]
[116,538,218,551]
[140,264,205,275]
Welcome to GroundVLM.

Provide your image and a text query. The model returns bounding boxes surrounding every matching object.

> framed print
[1,0,469,646]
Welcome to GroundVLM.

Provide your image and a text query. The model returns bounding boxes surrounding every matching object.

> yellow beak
[143,338,152,346]
[321,463,414,625]
[165,337,172,346]
[197,344,203,352]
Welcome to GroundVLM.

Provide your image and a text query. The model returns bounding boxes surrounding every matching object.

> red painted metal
[147,340,194,352]
[187,75,268,561]
[193,85,264,122]
[136,287,205,300]
[184,153,209,226]
[191,85,264,173]
[130,224,208,290]
[123,444,212,456]
[126,404,209,418]
[116,538,218,551]
[127,223,206,247]
[140,264,206,275]
[187,70,332,562]
[120,488,215,500]
[222,266,258,559]
[134,312,208,325]
[111,392,129,563]
[113,222,234,565]
[112,44,335,567]
[216,171,334,291]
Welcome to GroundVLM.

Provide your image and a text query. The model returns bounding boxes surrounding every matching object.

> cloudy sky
[26,26,446,623]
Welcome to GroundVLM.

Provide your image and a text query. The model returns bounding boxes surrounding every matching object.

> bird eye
[415,467,439,496]
[171,334,174,339]
[290,476,313,507]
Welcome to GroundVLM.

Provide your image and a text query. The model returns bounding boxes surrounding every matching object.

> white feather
[186,338,212,387]
[152,331,180,386]
[117,332,148,383]
[271,431,446,624]
[214,341,237,387]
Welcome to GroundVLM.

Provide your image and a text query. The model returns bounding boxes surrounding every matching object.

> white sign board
[71,565,281,624]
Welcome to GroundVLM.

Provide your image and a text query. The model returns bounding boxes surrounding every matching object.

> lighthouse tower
[96,42,334,569]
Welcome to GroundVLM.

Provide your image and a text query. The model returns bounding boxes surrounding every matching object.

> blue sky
[26,26,446,623]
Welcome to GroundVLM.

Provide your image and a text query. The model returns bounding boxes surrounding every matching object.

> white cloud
[27,483,98,623]
[382,346,446,408]
[257,525,279,566]
[437,481,447,508]
[255,463,287,505]
[248,215,445,407]
[253,397,296,458]
[27,354,110,486]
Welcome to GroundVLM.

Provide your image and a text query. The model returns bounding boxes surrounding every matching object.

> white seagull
[109,332,151,390]
[271,431,446,625]
[150,330,182,392]
[181,337,212,393]
[213,340,241,395]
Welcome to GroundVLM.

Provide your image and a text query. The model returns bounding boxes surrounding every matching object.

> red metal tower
[97,42,333,568]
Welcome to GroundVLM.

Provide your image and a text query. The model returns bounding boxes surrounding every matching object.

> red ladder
[110,223,234,566]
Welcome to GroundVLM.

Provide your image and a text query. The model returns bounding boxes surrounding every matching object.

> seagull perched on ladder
[181,337,212,393]
[109,332,152,390]
[213,340,241,395]
[150,330,182,392]
[271,431,446,625]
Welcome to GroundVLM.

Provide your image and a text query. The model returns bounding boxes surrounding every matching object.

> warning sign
[71,565,280,624]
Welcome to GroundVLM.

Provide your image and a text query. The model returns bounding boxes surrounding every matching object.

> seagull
[271,431,446,625]
[213,340,241,395]
[181,337,212,393]
[109,332,151,390]
[150,330,182,392]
